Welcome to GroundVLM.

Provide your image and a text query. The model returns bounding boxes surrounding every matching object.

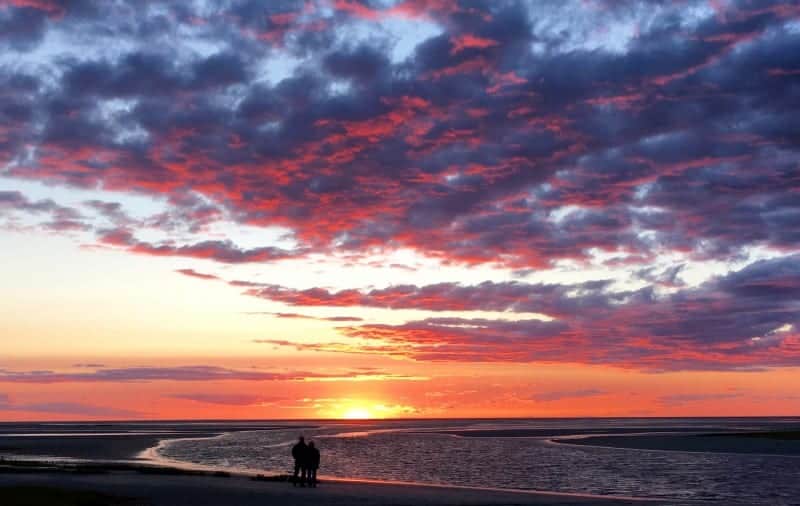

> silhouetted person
[307,441,320,487]
[291,436,308,486]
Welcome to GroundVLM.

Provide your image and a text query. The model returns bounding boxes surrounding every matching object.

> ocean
[145,417,800,504]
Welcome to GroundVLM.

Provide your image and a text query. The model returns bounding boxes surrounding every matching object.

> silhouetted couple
[291,436,320,487]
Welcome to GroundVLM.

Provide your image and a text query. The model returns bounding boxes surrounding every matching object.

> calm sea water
[155,418,800,504]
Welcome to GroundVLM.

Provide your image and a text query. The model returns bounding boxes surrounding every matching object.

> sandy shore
[11,422,785,504]
[0,433,680,506]
[427,427,702,438]
[0,467,671,506]
[555,431,800,456]
[0,421,309,461]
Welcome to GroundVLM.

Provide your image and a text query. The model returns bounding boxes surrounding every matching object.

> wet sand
[6,423,789,504]
[0,433,198,461]
[0,468,670,505]
[0,421,309,461]
[554,432,800,456]
[0,427,666,505]
[0,432,677,506]
[426,427,705,438]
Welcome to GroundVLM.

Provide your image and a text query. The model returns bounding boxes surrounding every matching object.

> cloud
[0,0,794,272]
[168,393,284,406]
[248,312,364,322]
[659,392,744,406]
[0,365,424,383]
[531,389,607,402]
[256,255,800,370]
[7,402,142,417]
[0,191,86,232]
[241,278,615,316]
[0,394,142,417]
[175,268,220,280]
[83,200,139,227]
[97,229,305,263]
[2,0,799,375]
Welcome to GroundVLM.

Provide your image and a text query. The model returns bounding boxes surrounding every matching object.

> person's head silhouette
[308,441,315,449]
[298,436,305,443]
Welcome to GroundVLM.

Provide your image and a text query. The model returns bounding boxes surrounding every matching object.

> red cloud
[334,0,459,20]
[1,0,62,16]
[334,0,380,19]
[175,268,220,280]
[0,365,422,383]
[450,34,498,55]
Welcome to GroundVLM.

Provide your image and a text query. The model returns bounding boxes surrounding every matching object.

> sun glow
[341,407,374,419]
[331,400,420,419]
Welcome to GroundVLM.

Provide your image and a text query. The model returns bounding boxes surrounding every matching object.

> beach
[0,421,303,461]
[2,418,798,504]
[0,466,666,506]
[555,431,800,456]
[0,422,664,505]
[0,422,668,505]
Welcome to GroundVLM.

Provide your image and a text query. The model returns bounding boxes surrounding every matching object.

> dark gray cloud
[659,392,744,406]
[97,228,305,263]
[247,311,364,322]
[531,389,607,402]
[242,278,617,317]
[168,393,284,406]
[0,4,49,51]
[0,365,421,383]
[0,190,87,232]
[0,395,141,417]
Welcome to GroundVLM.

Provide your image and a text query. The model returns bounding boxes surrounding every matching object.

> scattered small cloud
[0,365,426,383]
[175,268,220,280]
[168,393,284,406]
[0,396,142,417]
[659,393,744,406]
[531,389,607,402]
[247,312,363,322]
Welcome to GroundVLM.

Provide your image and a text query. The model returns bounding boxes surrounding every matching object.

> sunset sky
[1,0,799,421]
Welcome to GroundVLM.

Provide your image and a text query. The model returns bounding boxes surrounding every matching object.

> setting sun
[341,407,373,420]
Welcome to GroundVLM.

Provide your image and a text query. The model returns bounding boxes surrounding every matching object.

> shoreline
[551,431,800,457]
[0,421,306,462]
[1,428,670,506]
[0,458,671,505]
[1,451,663,503]
[3,420,797,504]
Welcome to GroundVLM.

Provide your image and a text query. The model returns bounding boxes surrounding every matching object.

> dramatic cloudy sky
[1,0,799,420]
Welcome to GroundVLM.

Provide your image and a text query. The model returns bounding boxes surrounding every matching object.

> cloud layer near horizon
[184,255,800,370]
[0,365,424,383]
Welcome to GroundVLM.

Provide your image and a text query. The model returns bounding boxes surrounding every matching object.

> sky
[1,0,799,421]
